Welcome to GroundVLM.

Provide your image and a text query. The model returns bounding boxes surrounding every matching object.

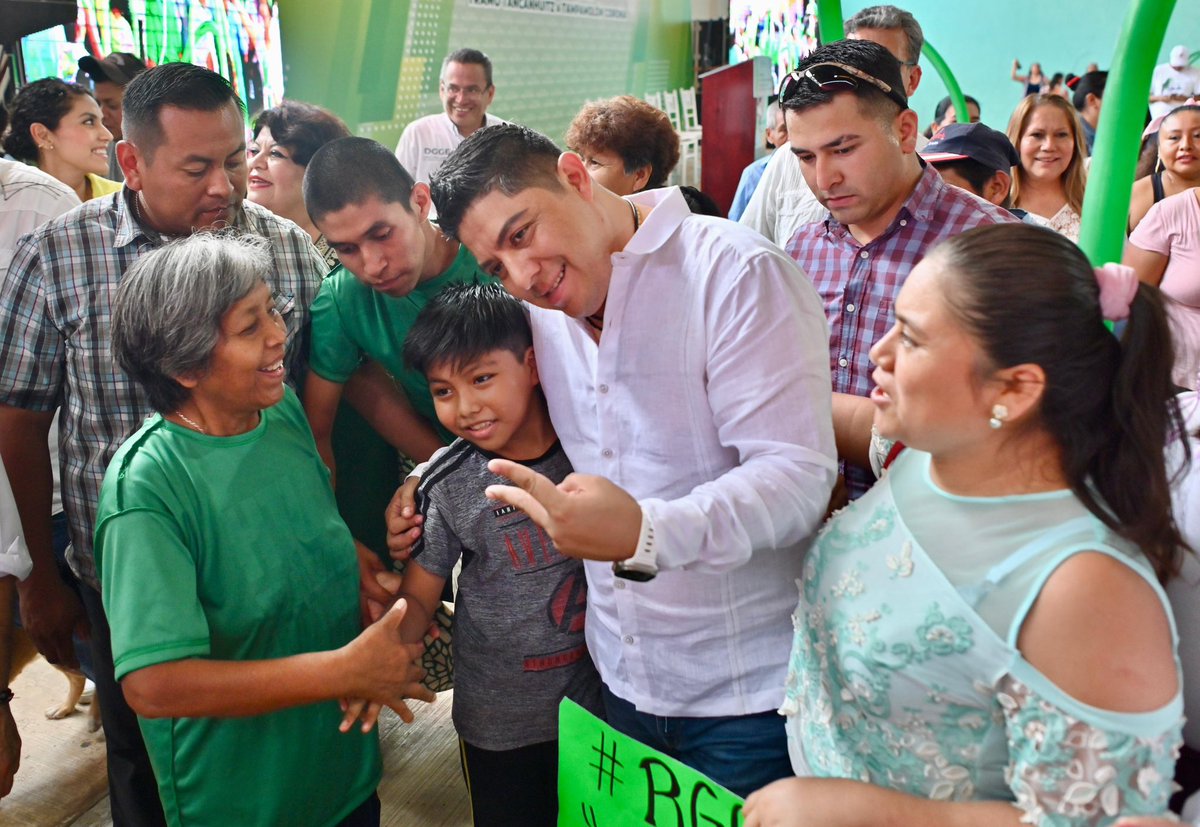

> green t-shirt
[94,389,380,827]
[308,244,492,440]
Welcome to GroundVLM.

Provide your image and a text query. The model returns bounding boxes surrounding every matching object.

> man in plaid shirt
[0,64,322,825]
[783,39,1015,497]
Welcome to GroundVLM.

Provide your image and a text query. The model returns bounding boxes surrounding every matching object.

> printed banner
[558,699,745,827]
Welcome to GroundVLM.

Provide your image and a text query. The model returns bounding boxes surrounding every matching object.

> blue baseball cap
[920,122,1019,174]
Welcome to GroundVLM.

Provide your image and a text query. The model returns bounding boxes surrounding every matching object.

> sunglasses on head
[779,61,908,110]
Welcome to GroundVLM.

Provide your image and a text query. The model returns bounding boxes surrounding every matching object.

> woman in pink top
[1125,187,1200,388]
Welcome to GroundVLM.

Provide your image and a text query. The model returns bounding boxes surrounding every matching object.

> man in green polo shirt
[302,137,492,488]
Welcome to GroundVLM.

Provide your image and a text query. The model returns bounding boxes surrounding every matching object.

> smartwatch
[612,510,658,582]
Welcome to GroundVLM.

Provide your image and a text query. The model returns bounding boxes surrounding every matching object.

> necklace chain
[586,201,641,334]
[175,411,206,434]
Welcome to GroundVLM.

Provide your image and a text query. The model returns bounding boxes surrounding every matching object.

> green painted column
[920,41,967,128]
[816,0,844,45]
[1078,0,1178,265]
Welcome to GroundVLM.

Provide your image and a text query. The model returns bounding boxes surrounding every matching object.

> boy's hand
[338,698,384,734]
[356,542,393,627]
[484,459,641,562]
[385,476,424,561]
[339,599,435,728]
[366,571,403,623]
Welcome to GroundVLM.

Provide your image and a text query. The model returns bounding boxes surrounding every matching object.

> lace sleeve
[997,674,1182,826]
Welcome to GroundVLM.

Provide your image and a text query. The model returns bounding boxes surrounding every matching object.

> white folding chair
[679,87,700,132]
[661,89,684,132]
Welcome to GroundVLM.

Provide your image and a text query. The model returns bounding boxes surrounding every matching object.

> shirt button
[614,580,626,590]
[859,251,869,260]
[598,384,609,394]
[623,635,635,645]
[899,219,908,227]
[602,449,614,458]
[838,358,848,367]
[846,303,855,312]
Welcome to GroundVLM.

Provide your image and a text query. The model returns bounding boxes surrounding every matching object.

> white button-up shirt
[528,187,836,717]
[0,456,32,581]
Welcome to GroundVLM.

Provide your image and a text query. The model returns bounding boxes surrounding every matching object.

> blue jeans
[600,684,793,800]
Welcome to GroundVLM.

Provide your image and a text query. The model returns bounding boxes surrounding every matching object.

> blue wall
[836,0,1200,134]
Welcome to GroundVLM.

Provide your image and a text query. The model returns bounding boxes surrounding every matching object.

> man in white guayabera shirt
[394,48,507,187]
[388,123,836,799]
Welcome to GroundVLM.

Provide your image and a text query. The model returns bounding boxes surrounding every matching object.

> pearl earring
[989,404,1008,430]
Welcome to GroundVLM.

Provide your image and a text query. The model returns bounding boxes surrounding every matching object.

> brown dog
[10,628,101,732]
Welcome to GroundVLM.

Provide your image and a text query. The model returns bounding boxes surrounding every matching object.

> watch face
[612,562,657,582]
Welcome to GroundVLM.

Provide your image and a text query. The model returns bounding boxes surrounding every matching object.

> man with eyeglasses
[783,39,1015,499]
[739,4,927,247]
[395,48,508,186]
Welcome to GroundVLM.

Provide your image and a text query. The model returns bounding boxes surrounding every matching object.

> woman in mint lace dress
[745,224,1187,827]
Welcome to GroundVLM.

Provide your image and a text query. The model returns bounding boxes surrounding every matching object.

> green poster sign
[558,699,745,827]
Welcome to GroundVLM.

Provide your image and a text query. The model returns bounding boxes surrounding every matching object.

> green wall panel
[279,0,693,148]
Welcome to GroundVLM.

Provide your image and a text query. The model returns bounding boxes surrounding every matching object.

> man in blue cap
[919,121,1020,209]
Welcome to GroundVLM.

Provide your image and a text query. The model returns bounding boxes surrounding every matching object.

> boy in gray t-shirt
[397,283,602,827]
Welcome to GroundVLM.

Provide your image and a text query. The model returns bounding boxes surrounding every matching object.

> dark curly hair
[565,95,681,190]
[252,100,350,167]
[3,78,96,163]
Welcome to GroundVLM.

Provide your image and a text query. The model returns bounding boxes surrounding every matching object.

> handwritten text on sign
[558,699,745,826]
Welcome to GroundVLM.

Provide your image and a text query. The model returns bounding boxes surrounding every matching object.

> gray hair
[112,232,271,413]
[845,5,924,65]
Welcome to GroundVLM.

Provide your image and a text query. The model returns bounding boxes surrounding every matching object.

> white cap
[1170,45,1191,68]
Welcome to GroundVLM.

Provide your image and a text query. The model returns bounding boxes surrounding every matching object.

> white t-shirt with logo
[394,112,508,185]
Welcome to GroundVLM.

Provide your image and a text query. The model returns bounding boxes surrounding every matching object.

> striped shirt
[0,188,324,587]
[786,163,1016,400]
[785,163,1016,496]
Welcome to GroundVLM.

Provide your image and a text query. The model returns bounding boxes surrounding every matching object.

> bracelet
[0,688,13,705]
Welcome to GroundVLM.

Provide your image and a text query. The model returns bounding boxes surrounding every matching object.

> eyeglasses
[441,82,490,98]
[779,61,908,110]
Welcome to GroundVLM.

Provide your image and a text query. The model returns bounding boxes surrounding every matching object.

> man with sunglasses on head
[739,4,927,246]
[784,39,1015,499]
[395,48,508,187]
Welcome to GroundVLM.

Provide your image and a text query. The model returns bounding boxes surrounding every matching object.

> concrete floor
[1,656,471,826]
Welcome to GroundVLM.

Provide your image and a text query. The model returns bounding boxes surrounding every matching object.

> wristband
[612,509,658,582]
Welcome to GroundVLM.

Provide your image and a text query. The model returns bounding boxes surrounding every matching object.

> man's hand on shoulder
[485,459,641,562]
[385,476,424,561]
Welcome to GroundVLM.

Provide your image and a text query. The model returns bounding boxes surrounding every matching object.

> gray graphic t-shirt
[412,438,603,750]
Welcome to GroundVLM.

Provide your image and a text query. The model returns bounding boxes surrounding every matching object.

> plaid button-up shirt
[786,163,1017,400]
[786,163,1017,495]
[0,189,324,588]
